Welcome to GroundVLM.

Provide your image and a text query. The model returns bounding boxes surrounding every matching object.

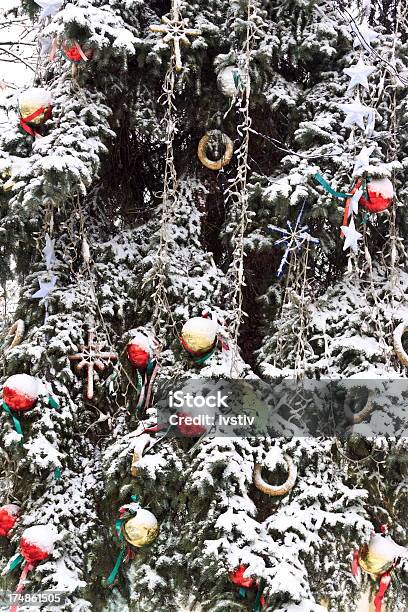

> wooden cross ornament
[69,329,117,400]
[149,9,201,72]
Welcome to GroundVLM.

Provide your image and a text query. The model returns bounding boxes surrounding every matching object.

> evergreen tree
[0,0,407,611]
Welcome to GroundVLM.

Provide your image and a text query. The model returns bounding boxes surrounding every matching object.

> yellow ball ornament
[122,509,159,548]
[19,88,52,126]
[358,534,405,576]
[181,317,218,355]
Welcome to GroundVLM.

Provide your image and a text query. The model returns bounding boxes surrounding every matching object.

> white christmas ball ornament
[217,66,242,97]
[181,317,218,355]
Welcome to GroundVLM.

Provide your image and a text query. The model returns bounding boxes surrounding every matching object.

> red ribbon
[10,562,34,612]
[352,549,359,577]
[19,106,51,138]
[48,37,58,61]
[374,572,391,612]
[73,41,89,61]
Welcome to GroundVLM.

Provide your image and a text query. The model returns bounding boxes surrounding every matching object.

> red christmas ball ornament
[358,178,394,213]
[229,565,267,608]
[0,504,20,538]
[127,332,152,370]
[62,41,93,63]
[229,565,256,588]
[176,412,208,438]
[3,374,43,412]
[20,525,58,565]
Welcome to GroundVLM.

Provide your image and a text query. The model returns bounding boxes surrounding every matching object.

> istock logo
[169,390,229,409]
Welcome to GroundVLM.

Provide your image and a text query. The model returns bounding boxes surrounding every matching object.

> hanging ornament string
[145,0,188,341]
[334,2,408,86]
[225,0,256,376]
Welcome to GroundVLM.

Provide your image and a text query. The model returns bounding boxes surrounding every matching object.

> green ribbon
[48,396,59,410]
[53,467,62,480]
[7,554,24,573]
[135,370,143,394]
[115,518,124,541]
[106,547,126,586]
[238,587,246,598]
[253,578,266,612]
[193,345,217,366]
[313,173,351,199]
[2,403,23,436]
[146,359,155,377]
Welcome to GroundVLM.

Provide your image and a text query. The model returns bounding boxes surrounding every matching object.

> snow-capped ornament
[122,509,159,548]
[4,524,58,612]
[18,88,52,138]
[127,333,153,370]
[127,331,158,412]
[1,374,58,435]
[3,374,42,412]
[0,504,20,538]
[393,322,408,367]
[358,177,393,213]
[107,497,158,585]
[356,533,406,576]
[217,65,242,97]
[253,452,297,497]
[181,316,218,359]
[198,130,234,170]
[352,529,407,612]
[229,566,266,609]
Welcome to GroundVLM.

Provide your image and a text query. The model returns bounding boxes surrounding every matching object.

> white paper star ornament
[352,18,378,50]
[339,96,373,130]
[353,145,375,175]
[344,57,376,90]
[341,218,362,253]
[33,0,63,19]
[32,275,57,299]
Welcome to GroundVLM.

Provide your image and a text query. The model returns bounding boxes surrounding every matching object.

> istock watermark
[169,389,229,409]
[154,376,408,438]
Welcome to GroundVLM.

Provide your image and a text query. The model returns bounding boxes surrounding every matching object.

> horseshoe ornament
[253,453,297,497]
[131,434,151,477]
[197,130,234,171]
[344,388,376,424]
[4,320,25,352]
[393,322,408,367]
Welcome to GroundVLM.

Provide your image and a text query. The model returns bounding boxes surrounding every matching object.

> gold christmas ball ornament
[197,130,233,171]
[181,317,218,355]
[122,509,159,548]
[19,88,53,125]
[358,534,406,577]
